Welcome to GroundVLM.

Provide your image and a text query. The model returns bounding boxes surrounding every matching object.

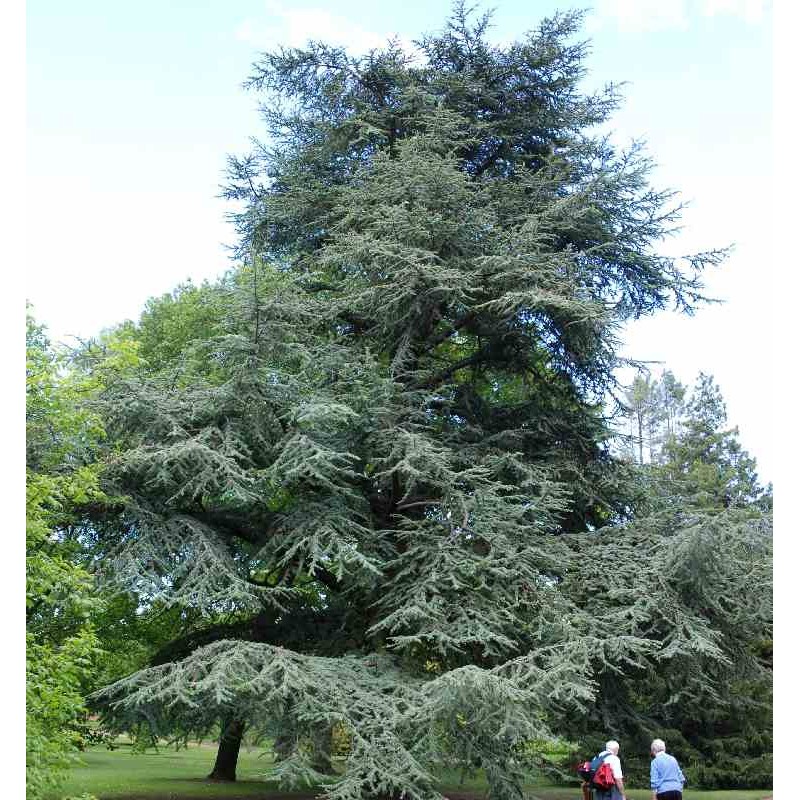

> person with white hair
[591,739,627,800]
[649,738,686,800]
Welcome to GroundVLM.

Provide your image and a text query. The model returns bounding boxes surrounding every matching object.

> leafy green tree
[90,7,761,800]
[137,280,228,372]
[27,477,100,800]
[26,314,104,800]
[26,312,161,798]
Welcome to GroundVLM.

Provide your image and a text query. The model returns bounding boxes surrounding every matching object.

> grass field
[55,743,771,800]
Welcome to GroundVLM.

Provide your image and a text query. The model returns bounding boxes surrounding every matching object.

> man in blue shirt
[650,738,686,800]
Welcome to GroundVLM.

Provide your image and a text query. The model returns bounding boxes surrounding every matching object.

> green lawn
[56,743,771,800]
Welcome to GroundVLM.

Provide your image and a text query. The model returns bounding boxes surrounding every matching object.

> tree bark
[637,411,644,465]
[208,717,245,781]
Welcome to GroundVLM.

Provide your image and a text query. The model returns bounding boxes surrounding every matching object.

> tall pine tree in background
[661,373,766,510]
[623,374,659,464]
[87,5,770,797]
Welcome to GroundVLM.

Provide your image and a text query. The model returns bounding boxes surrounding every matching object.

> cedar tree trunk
[208,717,245,781]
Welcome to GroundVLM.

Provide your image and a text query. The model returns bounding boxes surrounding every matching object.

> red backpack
[592,760,616,791]
[576,751,616,791]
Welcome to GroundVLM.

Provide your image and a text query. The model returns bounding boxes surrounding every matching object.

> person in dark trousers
[649,738,686,800]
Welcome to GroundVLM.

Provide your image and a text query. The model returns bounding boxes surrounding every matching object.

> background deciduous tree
[26,313,104,800]
[26,312,183,797]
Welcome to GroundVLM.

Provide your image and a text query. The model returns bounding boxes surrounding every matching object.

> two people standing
[586,737,686,800]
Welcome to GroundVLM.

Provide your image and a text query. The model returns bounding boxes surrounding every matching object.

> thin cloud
[236,1,412,55]
[587,0,689,34]
[702,0,767,24]
[588,0,768,34]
